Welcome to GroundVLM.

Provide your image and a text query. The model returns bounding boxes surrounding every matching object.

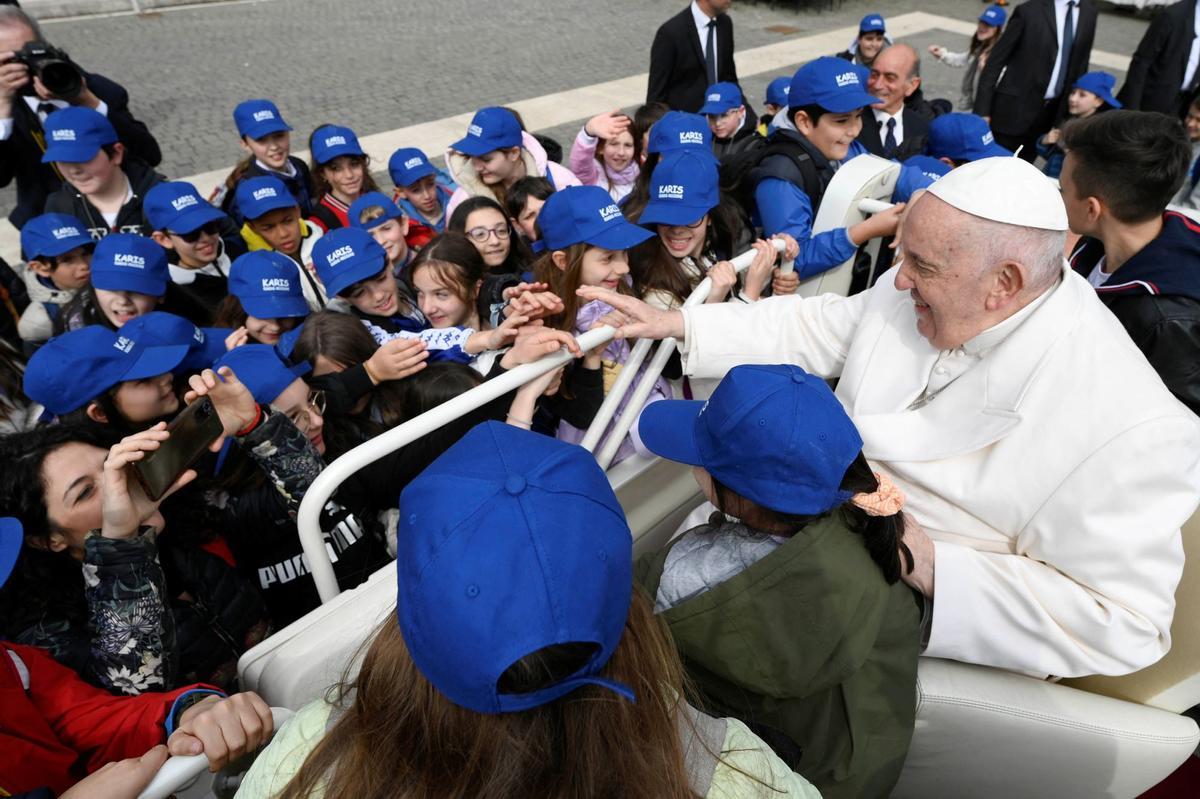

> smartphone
[131,397,225,501]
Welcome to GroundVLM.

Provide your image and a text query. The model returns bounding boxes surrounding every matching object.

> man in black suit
[857,44,930,160]
[1118,0,1200,116]
[0,6,161,229]
[974,0,1097,162]
[647,0,744,114]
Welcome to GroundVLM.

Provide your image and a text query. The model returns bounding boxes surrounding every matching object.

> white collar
[873,107,903,123]
[24,96,67,113]
[959,276,1059,358]
[691,1,714,28]
[256,158,297,179]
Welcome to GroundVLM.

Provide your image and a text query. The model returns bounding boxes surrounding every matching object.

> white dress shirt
[1183,4,1200,90]
[0,95,110,141]
[872,107,905,148]
[691,1,717,68]
[1045,0,1078,100]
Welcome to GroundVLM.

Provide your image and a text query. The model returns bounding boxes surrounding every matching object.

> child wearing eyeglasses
[447,196,534,278]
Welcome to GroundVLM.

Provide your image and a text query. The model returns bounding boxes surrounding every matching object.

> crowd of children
[3,3,1200,797]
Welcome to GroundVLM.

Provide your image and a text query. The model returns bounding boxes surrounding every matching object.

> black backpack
[719,131,826,228]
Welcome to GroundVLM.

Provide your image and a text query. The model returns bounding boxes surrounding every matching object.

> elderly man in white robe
[581,157,1200,679]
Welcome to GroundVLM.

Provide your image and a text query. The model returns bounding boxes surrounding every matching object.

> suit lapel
[858,112,883,156]
[681,7,707,73]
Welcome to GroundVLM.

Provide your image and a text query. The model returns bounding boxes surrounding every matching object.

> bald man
[581,157,1200,680]
[857,44,930,160]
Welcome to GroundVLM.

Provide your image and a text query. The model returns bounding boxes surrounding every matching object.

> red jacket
[0,643,218,796]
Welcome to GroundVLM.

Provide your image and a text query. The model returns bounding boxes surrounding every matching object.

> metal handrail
[297,326,616,603]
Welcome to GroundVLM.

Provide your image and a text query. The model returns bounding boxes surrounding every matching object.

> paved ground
[0,0,1152,218]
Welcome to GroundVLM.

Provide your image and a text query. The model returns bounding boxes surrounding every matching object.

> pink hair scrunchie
[850,472,905,517]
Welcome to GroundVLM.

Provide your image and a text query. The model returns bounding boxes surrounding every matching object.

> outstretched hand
[185,367,258,449]
[59,745,169,799]
[575,287,685,341]
[584,110,632,141]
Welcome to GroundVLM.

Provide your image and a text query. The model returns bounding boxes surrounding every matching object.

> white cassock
[679,264,1200,679]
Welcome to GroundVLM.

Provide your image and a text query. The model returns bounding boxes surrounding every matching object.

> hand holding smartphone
[130,397,225,501]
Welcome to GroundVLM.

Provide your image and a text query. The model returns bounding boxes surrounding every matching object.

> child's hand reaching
[1043,127,1061,145]
[224,326,250,351]
[706,261,737,304]
[584,110,632,141]
[365,338,428,383]
[508,288,564,322]
[465,314,529,354]
[740,239,780,302]
[499,325,582,369]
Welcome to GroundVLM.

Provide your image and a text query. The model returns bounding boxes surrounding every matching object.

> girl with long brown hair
[928,5,1007,111]
[237,422,819,799]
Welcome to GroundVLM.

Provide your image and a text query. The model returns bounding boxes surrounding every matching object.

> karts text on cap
[450,107,524,158]
[396,421,635,714]
[980,4,1007,27]
[537,185,653,252]
[638,363,863,516]
[233,99,292,140]
[926,113,1012,163]
[788,57,879,114]
[20,213,93,261]
[120,311,228,374]
[144,181,226,234]
[698,82,744,116]
[311,124,366,165]
[41,106,118,163]
[312,226,389,298]
[235,175,298,221]
[348,191,405,231]
[229,250,311,320]
[765,76,791,108]
[638,150,721,228]
[90,233,170,296]
[213,343,311,405]
[1073,72,1123,109]
[23,325,189,415]
[646,111,718,163]
[388,147,437,188]
[926,156,1069,231]
[860,13,886,33]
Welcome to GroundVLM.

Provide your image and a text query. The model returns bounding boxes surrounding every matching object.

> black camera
[12,41,85,102]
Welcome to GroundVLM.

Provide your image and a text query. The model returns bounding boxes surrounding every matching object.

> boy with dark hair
[15,212,93,347]
[1061,110,1200,414]
[388,147,455,252]
[504,175,555,245]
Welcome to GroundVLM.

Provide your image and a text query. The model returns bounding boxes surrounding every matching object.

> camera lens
[39,60,83,101]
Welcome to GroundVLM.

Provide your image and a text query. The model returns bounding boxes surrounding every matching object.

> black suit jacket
[856,108,930,161]
[974,0,1098,136]
[0,72,162,229]
[1118,0,1197,114]
[647,5,741,113]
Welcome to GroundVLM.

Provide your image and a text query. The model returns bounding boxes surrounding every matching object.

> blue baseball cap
[646,111,717,163]
[698,82,744,115]
[980,4,1007,27]
[638,150,720,228]
[450,107,524,157]
[765,76,791,108]
[24,325,188,415]
[894,156,951,204]
[212,344,310,405]
[311,227,389,298]
[229,250,311,319]
[397,421,634,714]
[0,518,22,591]
[860,13,886,34]
[144,181,226,234]
[234,175,298,221]
[41,106,118,163]
[120,311,228,373]
[1073,71,1122,109]
[926,113,1012,162]
[90,233,170,296]
[638,364,863,515]
[538,185,653,252]
[789,57,880,114]
[233,99,292,140]
[20,213,93,261]
[311,125,365,165]
[388,147,437,187]
[348,191,405,231]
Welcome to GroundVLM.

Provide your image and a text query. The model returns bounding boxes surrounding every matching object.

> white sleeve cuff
[0,118,12,141]
[94,99,109,117]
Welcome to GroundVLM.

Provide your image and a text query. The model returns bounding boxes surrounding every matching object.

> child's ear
[507,147,522,163]
[26,531,70,554]
[109,143,125,167]
[150,230,176,251]
[28,258,54,278]
[85,402,109,424]
[792,110,812,136]
[399,216,410,236]
[551,250,569,272]
[239,137,254,155]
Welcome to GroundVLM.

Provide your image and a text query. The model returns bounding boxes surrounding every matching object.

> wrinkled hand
[771,267,800,296]
[706,261,737,303]
[185,367,258,447]
[584,109,631,141]
[899,512,936,598]
[366,337,428,382]
[224,326,250,351]
[102,425,196,539]
[168,692,274,773]
[741,239,779,301]
[576,287,684,341]
[59,745,169,799]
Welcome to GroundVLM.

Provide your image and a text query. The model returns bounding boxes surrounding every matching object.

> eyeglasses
[171,221,222,244]
[278,389,326,434]
[662,216,707,230]
[465,224,511,244]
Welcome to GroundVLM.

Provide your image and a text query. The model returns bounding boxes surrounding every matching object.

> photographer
[0,6,160,229]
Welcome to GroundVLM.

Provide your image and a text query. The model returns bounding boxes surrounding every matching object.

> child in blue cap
[835,13,889,68]
[219,98,315,226]
[635,363,921,799]
[570,109,642,203]
[928,5,1007,111]
[348,191,414,275]
[752,57,904,280]
[622,110,716,223]
[214,250,313,348]
[699,82,758,158]
[15,212,95,347]
[388,146,457,250]
[1039,72,1123,179]
[234,175,327,301]
[759,75,791,136]
[41,106,165,239]
[307,124,380,233]
[237,422,821,799]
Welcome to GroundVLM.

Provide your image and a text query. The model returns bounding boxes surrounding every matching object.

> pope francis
[581,157,1200,679]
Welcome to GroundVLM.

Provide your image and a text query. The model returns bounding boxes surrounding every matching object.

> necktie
[883,117,898,157]
[705,20,718,86]
[1053,1,1076,98]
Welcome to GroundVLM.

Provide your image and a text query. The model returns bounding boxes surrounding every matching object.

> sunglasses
[171,221,222,244]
